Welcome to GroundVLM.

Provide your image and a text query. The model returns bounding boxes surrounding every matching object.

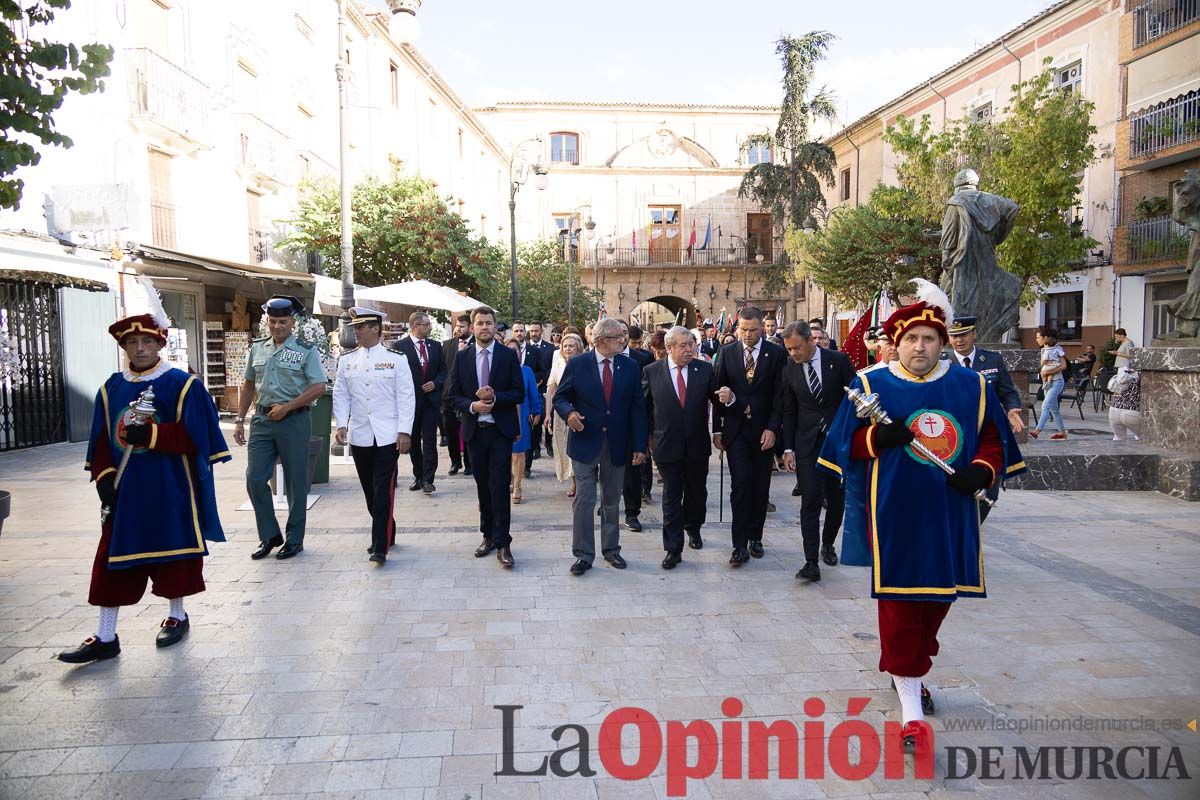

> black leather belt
[257,405,309,420]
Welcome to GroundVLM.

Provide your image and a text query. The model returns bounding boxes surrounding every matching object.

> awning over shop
[0,232,115,291]
[358,279,482,314]
[130,244,315,301]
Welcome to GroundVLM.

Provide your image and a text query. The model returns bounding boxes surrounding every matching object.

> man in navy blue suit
[713,305,786,566]
[393,312,446,494]
[446,307,525,567]
[553,317,649,575]
[616,320,654,531]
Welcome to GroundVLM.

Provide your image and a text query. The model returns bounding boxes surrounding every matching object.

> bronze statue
[940,169,1021,343]
[1163,169,1200,342]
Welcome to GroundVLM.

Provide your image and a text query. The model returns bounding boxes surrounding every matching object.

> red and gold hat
[881,278,952,344]
[108,313,167,344]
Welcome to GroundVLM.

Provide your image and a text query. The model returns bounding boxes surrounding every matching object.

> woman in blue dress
[505,333,542,504]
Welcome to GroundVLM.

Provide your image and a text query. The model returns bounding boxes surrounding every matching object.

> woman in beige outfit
[544,333,583,497]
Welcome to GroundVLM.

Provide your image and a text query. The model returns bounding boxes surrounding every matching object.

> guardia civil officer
[333,307,416,563]
[235,296,327,560]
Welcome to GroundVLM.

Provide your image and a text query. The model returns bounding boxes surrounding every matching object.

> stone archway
[629,295,698,330]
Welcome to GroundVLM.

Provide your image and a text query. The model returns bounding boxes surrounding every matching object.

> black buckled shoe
[156,616,189,648]
[275,543,304,560]
[57,635,120,664]
[251,535,283,560]
[748,540,765,559]
[687,533,703,550]
[474,539,495,558]
[821,545,839,567]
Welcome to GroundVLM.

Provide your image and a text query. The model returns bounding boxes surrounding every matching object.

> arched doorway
[629,295,698,331]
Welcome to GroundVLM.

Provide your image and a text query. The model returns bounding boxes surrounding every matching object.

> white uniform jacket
[332,343,416,447]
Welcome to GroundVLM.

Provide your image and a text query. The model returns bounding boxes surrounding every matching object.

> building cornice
[476,101,780,115]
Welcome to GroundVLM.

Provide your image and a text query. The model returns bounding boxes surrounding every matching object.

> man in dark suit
[713,305,786,566]
[946,315,1024,522]
[779,321,856,581]
[810,318,839,351]
[528,320,557,457]
[617,320,653,531]
[553,317,649,575]
[393,311,445,493]
[643,326,719,568]
[447,307,525,567]
[699,322,719,359]
[441,314,471,476]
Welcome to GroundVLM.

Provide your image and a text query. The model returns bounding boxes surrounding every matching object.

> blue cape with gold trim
[85,368,231,568]
[818,361,1026,601]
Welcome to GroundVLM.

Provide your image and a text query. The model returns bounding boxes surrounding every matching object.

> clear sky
[372,0,1056,132]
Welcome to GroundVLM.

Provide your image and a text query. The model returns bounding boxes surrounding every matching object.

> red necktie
[602,358,613,405]
[676,364,687,408]
[418,339,428,378]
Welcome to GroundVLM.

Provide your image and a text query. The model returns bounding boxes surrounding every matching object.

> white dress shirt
[955,347,977,369]
[475,340,496,422]
[333,343,416,447]
[723,339,762,406]
[667,356,689,402]
[805,345,823,393]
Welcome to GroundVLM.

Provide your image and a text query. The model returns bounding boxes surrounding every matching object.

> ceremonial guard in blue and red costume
[818,280,1026,753]
[59,279,231,663]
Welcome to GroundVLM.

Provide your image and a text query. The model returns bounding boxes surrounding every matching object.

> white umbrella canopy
[358,279,482,313]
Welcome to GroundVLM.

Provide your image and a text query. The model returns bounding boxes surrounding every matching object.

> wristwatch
[234,417,246,424]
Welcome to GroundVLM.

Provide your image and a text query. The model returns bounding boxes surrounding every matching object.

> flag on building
[699,216,711,250]
[715,308,726,333]
[686,217,697,260]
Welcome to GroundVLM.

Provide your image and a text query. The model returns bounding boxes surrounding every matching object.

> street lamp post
[337,0,420,348]
[508,138,548,320]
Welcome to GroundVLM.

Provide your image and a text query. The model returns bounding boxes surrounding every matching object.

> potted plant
[1135,195,1171,220]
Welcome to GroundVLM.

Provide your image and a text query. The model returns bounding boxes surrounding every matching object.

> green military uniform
[245,333,327,547]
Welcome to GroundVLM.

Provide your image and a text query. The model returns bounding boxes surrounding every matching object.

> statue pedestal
[1133,347,1200,453]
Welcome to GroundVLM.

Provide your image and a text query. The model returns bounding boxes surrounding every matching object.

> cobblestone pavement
[1,432,1197,799]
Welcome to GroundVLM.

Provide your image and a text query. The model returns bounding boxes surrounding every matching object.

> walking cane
[718,450,725,523]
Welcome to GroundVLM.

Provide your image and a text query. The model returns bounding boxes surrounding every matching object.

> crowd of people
[61,281,1035,755]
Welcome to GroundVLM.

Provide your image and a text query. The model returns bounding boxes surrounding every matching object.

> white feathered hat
[109,275,173,344]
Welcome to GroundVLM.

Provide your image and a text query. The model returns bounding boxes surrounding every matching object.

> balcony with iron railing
[248,229,273,264]
[550,148,579,166]
[236,113,293,187]
[125,48,213,148]
[1129,89,1200,160]
[584,246,779,267]
[1132,0,1198,48]
[1126,215,1190,264]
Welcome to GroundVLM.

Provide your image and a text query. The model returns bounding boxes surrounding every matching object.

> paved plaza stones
[0,431,1197,799]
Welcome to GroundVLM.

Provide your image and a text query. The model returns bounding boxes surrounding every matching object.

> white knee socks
[893,674,924,724]
[97,606,119,642]
[168,597,187,621]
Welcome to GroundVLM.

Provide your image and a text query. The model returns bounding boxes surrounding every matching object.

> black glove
[96,474,117,507]
[947,463,994,495]
[124,422,152,447]
[874,419,914,450]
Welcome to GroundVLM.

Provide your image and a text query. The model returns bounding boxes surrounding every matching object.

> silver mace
[100,385,158,525]
[844,386,996,507]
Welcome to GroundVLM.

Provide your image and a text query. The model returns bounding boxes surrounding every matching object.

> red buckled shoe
[900,720,931,754]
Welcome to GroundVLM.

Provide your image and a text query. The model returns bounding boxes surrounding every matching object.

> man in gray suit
[947,315,1024,522]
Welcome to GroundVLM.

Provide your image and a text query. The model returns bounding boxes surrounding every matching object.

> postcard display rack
[221,331,251,413]
[204,321,225,401]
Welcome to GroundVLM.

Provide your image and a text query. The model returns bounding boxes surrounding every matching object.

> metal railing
[1129,89,1200,157]
[551,147,578,165]
[237,113,292,183]
[125,48,212,143]
[1132,0,1198,48]
[1127,215,1190,263]
[584,246,776,267]
[249,229,272,263]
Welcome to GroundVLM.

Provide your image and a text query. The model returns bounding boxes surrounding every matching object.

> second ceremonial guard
[333,308,416,563]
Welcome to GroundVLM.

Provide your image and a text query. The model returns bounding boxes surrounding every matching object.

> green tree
[884,62,1099,301]
[477,240,601,329]
[737,31,839,297]
[0,0,113,210]
[786,184,941,307]
[281,164,500,295]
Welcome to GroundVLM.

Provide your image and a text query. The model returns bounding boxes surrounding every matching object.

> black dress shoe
[604,553,627,569]
[496,546,514,567]
[624,517,642,532]
[156,616,189,648]
[275,543,304,559]
[821,545,839,567]
[729,548,748,566]
[423,482,435,494]
[687,533,703,550]
[791,485,802,497]
[474,539,495,558]
[369,553,386,564]
[57,635,120,663]
[449,465,461,476]
[662,552,681,570]
[569,559,591,576]
[748,540,764,559]
[251,535,284,560]
[409,479,423,491]
[796,561,821,581]
[464,466,473,476]
[921,685,935,716]
[766,502,777,513]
